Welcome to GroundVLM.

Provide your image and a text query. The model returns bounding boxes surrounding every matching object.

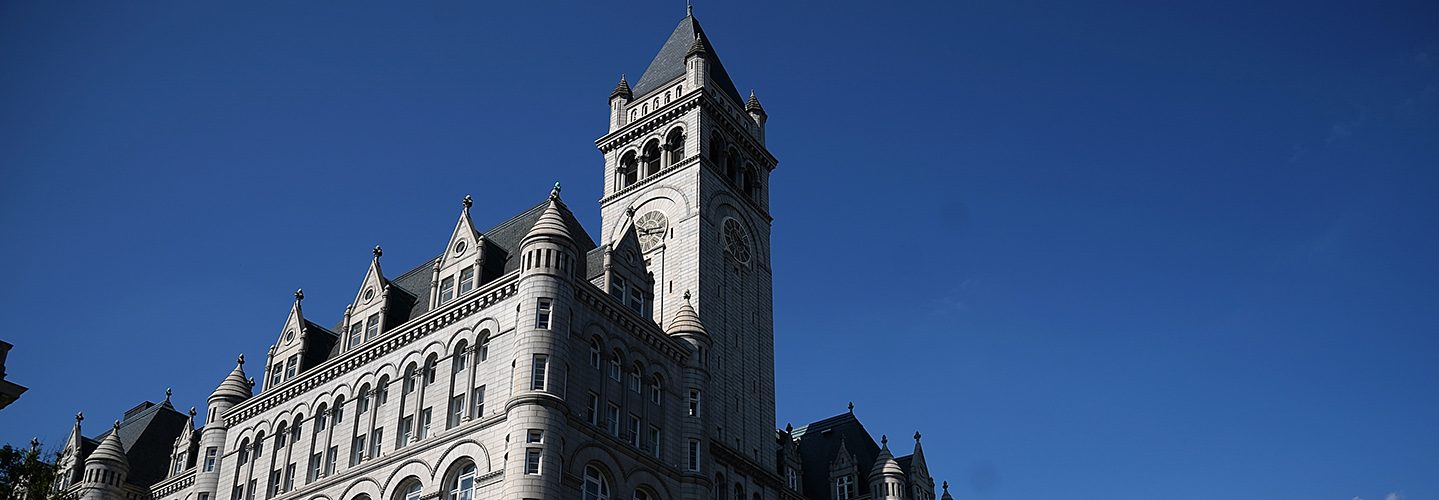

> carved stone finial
[76,412,84,424]
[373,245,383,258]
[294,289,304,302]
[237,353,245,365]
[914,431,922,442]
[943,481,949,492]
[683,290,692,302]
[550,182,562,200]
[112,420,120,430]
[462,195,473,209]
[247,377,255,387]
[164,388,172,402]
[189,406,197,417]
[848,401,854,413]
[785,422,793,433]
[626,206,636,217]
[687,0,692,16]
[881,434,888,446]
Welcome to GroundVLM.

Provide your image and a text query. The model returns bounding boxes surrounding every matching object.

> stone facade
[48,12,956,500]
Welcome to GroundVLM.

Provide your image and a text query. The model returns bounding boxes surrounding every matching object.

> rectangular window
[358,389,370,414]
[276,429,287,449]
[419,408,432,439]
[376,381,388,406]
[270,364,283,387]
[459,266,476,294]
[351,435,365,465]
[478,337,489,361]
[526,430,543,444]
[688,390,701,417]
[324,446,337,476]
[284,355,298,379]
[649,426,662,458]
[628,283,644,313]
[307,453,321,482]
[687,439,700,471]
[203,447,217,472]
[610,275,627,300]
[472,386,486,418]
[283,463,294,491]
[440,275,455,304]
[247,479,256,500]
[400,416,413,446]
[535,298,553,329]
[267,470,280,498]
[836,475,854,500]
[586,393,599,425]
[448,395,465,428]
[650,380,662,405]
[369,429,382,458]
[364,313,380,341]
[348,322,363,348]
[200,493,210,500]
[629,370,641,392]
[609,357,621,381]
[524,448,541,475]
[606,403,620,436]
[531,355,548,391]
[232,485,242,500]
[628,414,641,446]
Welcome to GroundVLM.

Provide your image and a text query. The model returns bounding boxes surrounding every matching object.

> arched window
[633,489,655,500]
[582,466,610,500]
[664,91,672,103]
[403,364,417,394]
[665,128,686,165]
[315,404,328,432]
[714,476,728,500]
[447,463,476,500]
[423,355,438,386]
[275,422,288,448]
[395,479,422,500]
[376,376,390,406]
[650,375,663,405]
[629,363,643,393]
[478,331,490,362]
[743,163,758,199]
[453,340,469,373]
[358,385,372,414]
[237,438,250,464]
[710,138,725,169]
[735,483,745,500]
[290,415,303,441]
[642,139,662,177]
[590,339,602,369]
[333,396,345,424]
[254,431,265,456]
[619,151,639,189]
[727,148,742,187]
[609,350,623,381]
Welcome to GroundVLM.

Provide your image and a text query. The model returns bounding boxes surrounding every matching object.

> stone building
[50,11,958,500]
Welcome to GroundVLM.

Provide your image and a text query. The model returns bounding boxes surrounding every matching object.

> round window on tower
[363,287,375,303]
[722,218,752,265]
[453,239,468,256]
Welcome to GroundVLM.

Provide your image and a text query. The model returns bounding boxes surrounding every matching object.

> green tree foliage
[0,441,75,500]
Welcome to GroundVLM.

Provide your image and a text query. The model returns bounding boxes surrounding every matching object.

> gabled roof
[792,411,882,500]
[632,14,744,105]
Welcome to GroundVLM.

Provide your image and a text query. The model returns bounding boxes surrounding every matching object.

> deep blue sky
[2,1,1436,499]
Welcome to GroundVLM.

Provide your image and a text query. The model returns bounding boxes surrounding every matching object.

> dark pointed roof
[611,75,633,101]
[87,401,190,487]
[632,14,744,105]
[791,411,883,500]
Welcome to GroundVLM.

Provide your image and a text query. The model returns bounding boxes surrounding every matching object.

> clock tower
[596,10,779,472]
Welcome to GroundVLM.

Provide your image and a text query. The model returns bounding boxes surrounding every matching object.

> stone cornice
[575,284,691,364]
[225,275,520,425]
[149,468,194,498]
[596,155,700,206]
[597,93,702,153]
[710,440,785,490]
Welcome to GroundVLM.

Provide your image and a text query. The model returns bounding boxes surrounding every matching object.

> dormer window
[440,275,456,304]
[610,275,628,300]
[284,355,298,380]
[364,314,379,341]
[270,364,283,387]
[459,266,476,294]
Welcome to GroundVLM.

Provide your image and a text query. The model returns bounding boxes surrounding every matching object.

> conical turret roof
[90,421,129,469]
[610,75,633,101]
[210,355,252,402]
[870,435,904,479]
[666,292,708,336]
[941,481,954,500]
[746,90,766,115]
[524,185,572,242]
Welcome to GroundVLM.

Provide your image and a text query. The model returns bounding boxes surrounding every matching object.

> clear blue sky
[2,1,1435,499]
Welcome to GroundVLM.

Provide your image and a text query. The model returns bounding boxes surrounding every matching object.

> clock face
[722,218,751,264]
[635,210,668,252]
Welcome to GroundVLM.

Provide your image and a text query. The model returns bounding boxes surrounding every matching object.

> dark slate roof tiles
[632,14,744,106]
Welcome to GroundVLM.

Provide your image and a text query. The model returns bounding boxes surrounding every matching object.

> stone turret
[609,75,633,132]
[194,355,250,500]
[80,421,128,500]
[667,291,712,499]
[746,90,767,143]
[869,435,906,500]
[500,184,575,500]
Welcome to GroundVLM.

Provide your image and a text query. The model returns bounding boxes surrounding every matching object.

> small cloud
[1386,492,1403,500]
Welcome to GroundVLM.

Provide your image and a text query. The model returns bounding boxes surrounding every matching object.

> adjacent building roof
[87,401,190,487]
[632,14,744,105]
[791,411,882,500]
